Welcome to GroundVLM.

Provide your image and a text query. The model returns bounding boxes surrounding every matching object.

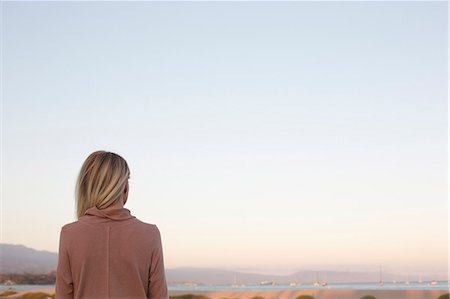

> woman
[56,151,168,299]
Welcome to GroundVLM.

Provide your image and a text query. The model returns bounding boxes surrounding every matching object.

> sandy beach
[1,288,449,299]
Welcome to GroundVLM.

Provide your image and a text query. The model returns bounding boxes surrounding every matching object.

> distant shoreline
[170,290,450,299]
[2,281,449,290]
[1,287,449,299]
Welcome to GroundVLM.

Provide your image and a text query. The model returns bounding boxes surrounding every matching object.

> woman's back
[56,151,168,299]
[56,205,168,299]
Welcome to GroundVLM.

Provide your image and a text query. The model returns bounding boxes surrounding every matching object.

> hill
[0,244,57,274]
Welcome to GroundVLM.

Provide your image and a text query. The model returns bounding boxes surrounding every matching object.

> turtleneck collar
[84,206,135,221]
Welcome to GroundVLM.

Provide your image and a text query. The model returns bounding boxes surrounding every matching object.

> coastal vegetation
[295,296,315,299]
[0,273,55,285]
[0,291,54,299]
[0,290,18,297]
[360,296,376,299]
[20,292,55,299]
[169,295,210,299]
[438,294,449,299]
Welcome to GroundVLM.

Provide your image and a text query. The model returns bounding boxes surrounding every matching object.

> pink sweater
[56,206,168,299]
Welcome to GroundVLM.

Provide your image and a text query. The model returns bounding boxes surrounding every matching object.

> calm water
[0,284,55,292]
[169,281,450,291]
[2,281,449,292]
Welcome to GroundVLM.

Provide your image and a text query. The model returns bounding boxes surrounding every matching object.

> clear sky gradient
[2,1,448,276]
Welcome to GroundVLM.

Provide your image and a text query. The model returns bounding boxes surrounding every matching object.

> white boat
[378,265,384,287]
[231,275,238,288]
[313,272,320,287]
[321,272,328,286]
[290,275,300,287]
[4,280,14,286]
[430,280,438,285]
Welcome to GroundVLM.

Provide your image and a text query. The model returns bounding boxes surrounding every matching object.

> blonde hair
[75,151,130,219]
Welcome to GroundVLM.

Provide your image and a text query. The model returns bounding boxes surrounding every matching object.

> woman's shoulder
[133,218,161,235]
[59,218,162,240]
[60,220,83,233]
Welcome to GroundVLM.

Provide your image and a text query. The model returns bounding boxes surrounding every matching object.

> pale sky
[1,1,448,276]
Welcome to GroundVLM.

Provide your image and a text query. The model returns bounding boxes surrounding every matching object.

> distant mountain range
[0,244,446,284]
[0,244,57,274]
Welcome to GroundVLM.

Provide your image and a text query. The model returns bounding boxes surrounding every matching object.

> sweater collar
[84,206,135,221]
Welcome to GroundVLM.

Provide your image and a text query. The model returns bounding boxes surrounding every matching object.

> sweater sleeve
[55,227,74,299]
[148,226,168,299]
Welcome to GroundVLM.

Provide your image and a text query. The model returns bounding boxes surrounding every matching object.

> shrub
[361,296,376,299]
[250,297,266,299]
[438,294,449,299]
[0,290,18,296]
[169,295,210,299]
[295,296,314,299]
[20,292,55,299]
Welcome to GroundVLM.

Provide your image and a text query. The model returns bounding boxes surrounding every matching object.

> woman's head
[75,151,130,219]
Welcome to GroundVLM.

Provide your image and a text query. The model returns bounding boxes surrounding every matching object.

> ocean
[1,281,449,292]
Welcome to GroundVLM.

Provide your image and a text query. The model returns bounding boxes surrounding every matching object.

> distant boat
[313,272,321,287]
[378,265,384,287]
[321,272,328,286]
[4,280,14,286]
[260,281,274,286]
[290,275,300,286]
[231,275,238,288]
[430,280,438,285]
